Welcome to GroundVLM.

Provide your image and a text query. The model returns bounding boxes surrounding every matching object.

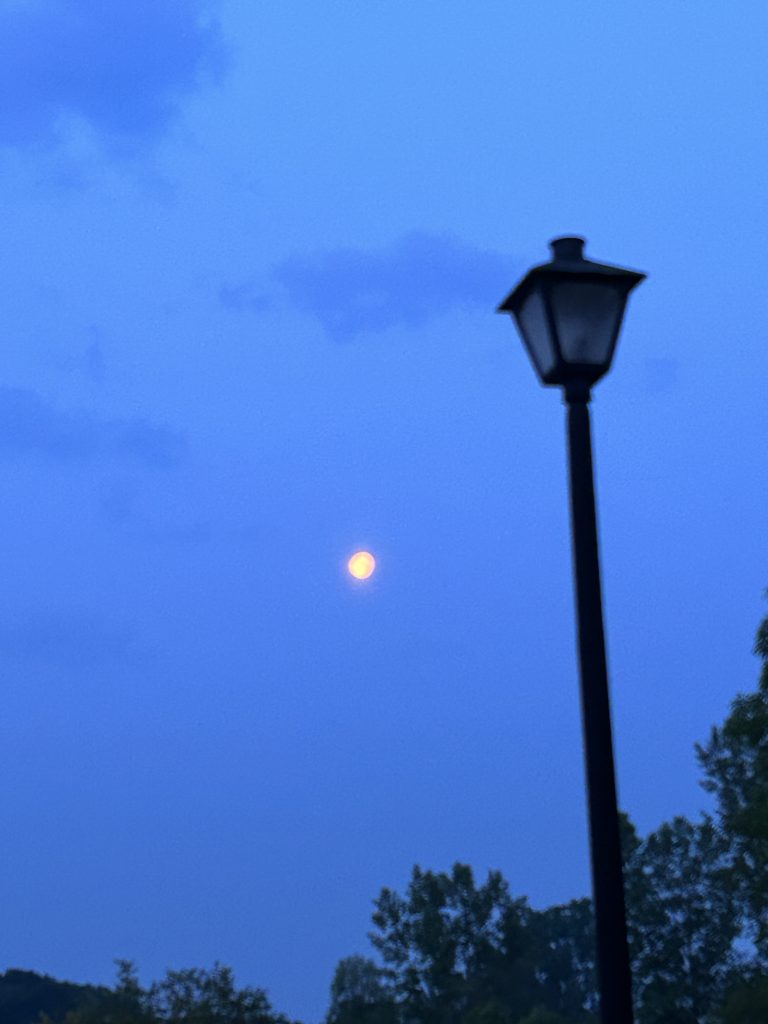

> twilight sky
[2,2,767,1021]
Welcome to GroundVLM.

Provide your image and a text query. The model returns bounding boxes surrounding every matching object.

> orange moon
[347,550,376,580]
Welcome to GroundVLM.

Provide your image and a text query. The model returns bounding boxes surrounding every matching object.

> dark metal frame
[566,379,635,1024]
[497,238,646,1024]
[497,237,645,387]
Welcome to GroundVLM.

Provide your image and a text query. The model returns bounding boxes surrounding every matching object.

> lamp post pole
[565,379,634,1024]
[497,238,646,1024]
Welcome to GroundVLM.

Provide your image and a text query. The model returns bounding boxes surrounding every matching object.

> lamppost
[497,237,645,1024]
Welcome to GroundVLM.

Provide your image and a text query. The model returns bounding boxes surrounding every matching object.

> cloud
[0,607,136,669]
[0,0,227,149]
[218,280,271,313]
[0,387,187,468]
[271,231,520,341]
[100,484,212,545]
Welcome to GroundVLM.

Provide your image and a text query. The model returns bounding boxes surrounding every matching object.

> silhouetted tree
[693,599,768,1020]
[326,597,768,1024]
[529,899,596,1022]
[56,962,295,1024]
[716,972,768,1024]
[367,863,588,1024]
[622,815,741,1023]
[697,596,768,965]
[326,955,397,1024]
[0,969,107,1024]
[49,960,153,1024]
[515,1011,571,1024]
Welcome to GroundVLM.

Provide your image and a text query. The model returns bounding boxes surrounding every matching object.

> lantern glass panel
[517,288,557,377]
[550,280,626,367]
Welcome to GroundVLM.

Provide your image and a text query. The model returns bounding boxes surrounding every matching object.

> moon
[347,550,376,580]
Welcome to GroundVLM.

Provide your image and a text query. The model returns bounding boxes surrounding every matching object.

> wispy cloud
[271,231,519,341]
[218,280,271,313]
[0,387,186,468]
[0,0,227,150]
[0,607,137,670]
[100,484,212,545]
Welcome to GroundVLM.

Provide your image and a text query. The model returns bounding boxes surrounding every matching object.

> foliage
[44,960,153,1024]
[365,862,595,1024]
[623,816,741,1022]
[515,1011,570,1024]
[327,598,768,1024]
[715,973,768,1024]
[528,899,596,1021]
[697,597,768,963]
[0,969,107,1024]
[146,963,286,1024]
[12,598,768,1024]
[49,962,296,1024]
[326,956,397,1024]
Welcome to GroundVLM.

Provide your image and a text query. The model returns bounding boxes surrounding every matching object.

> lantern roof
[497,237,645,317]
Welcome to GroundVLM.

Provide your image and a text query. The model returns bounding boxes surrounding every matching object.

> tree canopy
[33,962,298,1024]
[327,597,768,1024]
[7,599,768,1024]
[697,596,768,964]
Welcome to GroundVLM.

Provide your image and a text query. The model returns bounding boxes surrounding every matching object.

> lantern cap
[497,236,646,316]
[550,236,586,262]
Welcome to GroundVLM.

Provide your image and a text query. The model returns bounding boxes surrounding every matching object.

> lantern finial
[550,237,585,261]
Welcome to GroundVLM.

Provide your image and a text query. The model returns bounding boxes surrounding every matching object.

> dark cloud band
[271,232,520,341]
[0,0,227,149]
[0,386,187,468]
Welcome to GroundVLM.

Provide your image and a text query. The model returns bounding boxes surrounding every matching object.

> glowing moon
[348,550,376,580]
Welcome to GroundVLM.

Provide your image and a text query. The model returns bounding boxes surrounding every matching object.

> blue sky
[1,2,767,1021]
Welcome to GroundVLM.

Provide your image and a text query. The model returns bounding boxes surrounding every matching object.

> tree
[57,962,296,1024]
[367,863,590,1024]
[622,815,741,1023]
[0,969,107,1024]
[696,598,768,963]
[52,960,154,1024]
[148,963,291,1024]
[516,1011,571,1024]
[323,597,768,1022]
[716,973,768,1024]
[326,956,397,1024]
[529,899,596,1022]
